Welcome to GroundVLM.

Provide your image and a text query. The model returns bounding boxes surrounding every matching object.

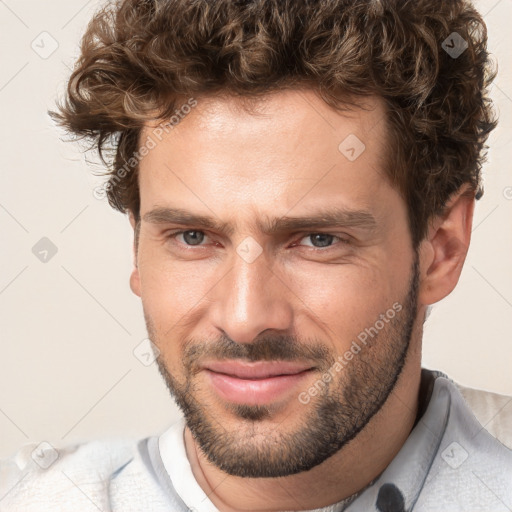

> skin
[128,88,475,511]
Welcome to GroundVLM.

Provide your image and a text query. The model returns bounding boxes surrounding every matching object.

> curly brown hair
[49,0,497,248]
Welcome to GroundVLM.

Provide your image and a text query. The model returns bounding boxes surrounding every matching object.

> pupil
[311,234,332,247]
[184,230,204,245]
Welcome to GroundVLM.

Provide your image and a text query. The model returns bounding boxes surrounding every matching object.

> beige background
[0,0,511,458]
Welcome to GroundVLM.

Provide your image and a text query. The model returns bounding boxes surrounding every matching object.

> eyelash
[166,230,351,251]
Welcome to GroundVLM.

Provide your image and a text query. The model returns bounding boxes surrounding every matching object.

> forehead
[137,89,392,221]
[142,89,388,154]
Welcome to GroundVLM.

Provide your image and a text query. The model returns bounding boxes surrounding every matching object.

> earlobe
[128,211,142,298]
[418,186,475,306]
[130,267,141,297]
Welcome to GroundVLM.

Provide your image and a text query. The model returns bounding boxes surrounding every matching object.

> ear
[417,185,475,306]
[128,211,141,298]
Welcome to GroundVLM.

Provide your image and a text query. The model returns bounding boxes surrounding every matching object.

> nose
[208,246,294,344]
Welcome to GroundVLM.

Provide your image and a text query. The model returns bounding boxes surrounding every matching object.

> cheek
[137,259,215,377]
[138,253,218,329]
[286,263,402,346]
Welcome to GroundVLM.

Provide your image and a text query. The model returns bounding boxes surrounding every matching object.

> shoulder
[0,438,138,511]
[411,373,512,510]
[454,381,512,450]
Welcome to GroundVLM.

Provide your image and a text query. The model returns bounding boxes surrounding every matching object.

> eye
[166,230,350,251]
[297,233,350,249]
[168,230,211,247]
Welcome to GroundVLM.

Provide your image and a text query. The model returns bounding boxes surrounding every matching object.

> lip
[203,360,315,405]
[203,360,314,379]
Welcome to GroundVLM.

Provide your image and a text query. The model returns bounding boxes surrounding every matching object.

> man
[1,0,511,510]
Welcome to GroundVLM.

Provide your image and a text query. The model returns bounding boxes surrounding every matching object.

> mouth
[202,360,315,405]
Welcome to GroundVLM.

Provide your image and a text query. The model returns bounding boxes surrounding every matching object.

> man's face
[132,89,420,478]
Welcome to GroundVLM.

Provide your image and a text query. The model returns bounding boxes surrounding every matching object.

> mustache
[181,333,335,373]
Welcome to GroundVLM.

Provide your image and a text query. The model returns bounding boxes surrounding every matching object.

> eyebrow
[143,206,377,236]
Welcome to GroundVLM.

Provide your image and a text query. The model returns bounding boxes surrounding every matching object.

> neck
[184,342,422,512]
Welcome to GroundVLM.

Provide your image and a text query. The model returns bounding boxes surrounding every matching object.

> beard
[147,252,420,478]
